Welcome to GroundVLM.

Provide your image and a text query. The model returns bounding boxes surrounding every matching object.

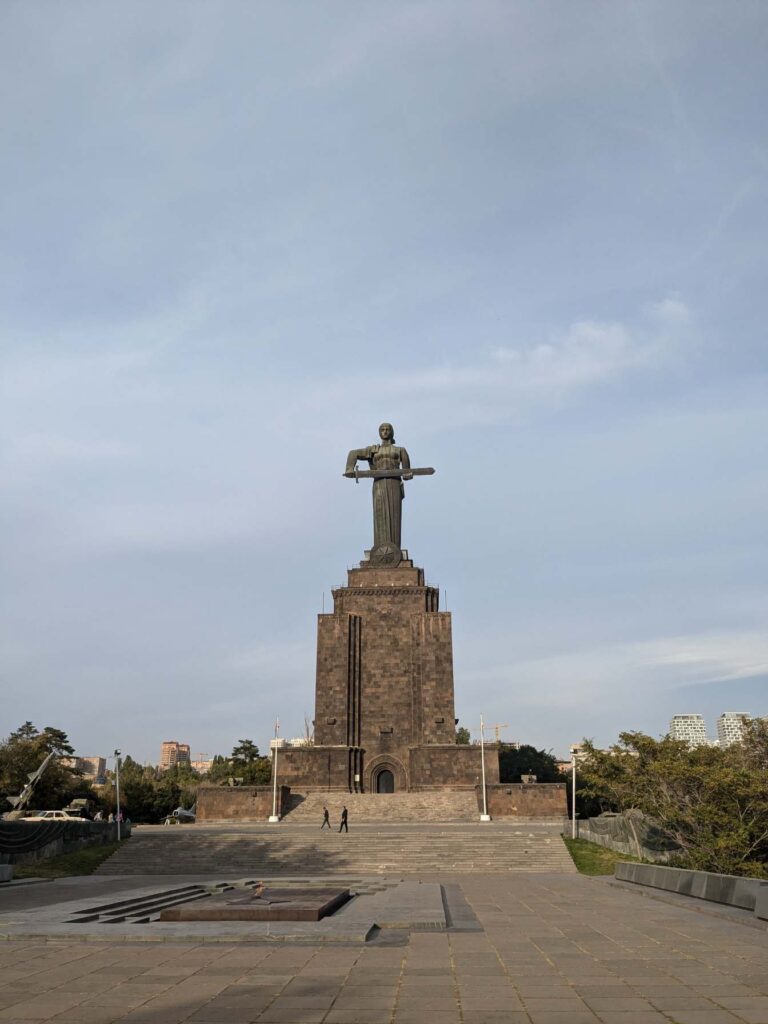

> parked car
[22,810,91,822]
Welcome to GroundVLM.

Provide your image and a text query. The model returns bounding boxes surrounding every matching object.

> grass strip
[563,836,644,876]
[13,841,124,879]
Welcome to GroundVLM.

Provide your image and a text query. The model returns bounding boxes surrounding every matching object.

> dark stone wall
[272,743,502,794]
[196,785,291,821]
[481,783,567,818]
[276,747,352,791]
[409,744,500,789]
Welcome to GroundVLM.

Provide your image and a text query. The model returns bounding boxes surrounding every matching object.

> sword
[343,467,435,481]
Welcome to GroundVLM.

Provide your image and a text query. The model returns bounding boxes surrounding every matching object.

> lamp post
[479,715,491,822]
[569,745,577,840]
[269,719,280,823]
[113,749,122,841]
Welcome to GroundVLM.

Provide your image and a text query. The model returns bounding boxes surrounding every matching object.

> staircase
[283,791,480,823]
[95,823,576,876]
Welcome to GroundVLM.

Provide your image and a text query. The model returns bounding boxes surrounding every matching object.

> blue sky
[1,1,766,764]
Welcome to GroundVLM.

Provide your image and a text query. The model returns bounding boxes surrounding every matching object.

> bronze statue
[344,423,434,566]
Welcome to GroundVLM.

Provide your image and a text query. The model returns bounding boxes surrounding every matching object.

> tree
[206,754,234,784]
[302,714,314,745]
[577,726,768,877]
[456,727,471,745]
[498,744,564,784]
[230,739,272,785]
[204,743,272,787]
[0,722,86,812]
[9,722,38,742]
[240,758,271,785]
[39,727,76,757]
[231,739,261,764]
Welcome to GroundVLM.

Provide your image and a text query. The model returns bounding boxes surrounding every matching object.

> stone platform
[160,887,351,922]
[0,876,452,944]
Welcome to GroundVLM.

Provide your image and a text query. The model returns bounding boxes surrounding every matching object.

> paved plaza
[1,872,768,1023]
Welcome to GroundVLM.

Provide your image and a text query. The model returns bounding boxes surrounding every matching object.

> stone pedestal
[279,553,499,793]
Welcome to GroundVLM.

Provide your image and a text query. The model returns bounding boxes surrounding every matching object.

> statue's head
[378,422,394,442]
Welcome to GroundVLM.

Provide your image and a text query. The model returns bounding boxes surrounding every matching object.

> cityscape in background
[668,712,764,748]
[62,712,765,776]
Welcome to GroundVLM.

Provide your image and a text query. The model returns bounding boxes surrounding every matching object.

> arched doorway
[366,754,407,793]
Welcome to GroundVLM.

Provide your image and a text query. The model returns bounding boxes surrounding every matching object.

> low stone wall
[196,785,291,821]
[482,783,567,818]
[0,819,126,867]
[615,862,768,920]
[575,818,678,863]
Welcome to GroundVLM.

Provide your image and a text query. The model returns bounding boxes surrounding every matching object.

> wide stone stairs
[283,791,480,823]
[96,822,576,876]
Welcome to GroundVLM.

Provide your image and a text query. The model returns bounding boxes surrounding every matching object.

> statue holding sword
[344,422,435,566]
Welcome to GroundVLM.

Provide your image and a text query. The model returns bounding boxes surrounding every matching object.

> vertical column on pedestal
[410,616,425,746]
[346,615,362,790]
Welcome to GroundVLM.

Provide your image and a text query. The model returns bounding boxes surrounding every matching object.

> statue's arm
[400,447,413,480]
[345,447,372,476]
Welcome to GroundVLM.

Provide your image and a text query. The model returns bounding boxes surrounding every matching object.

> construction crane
[489,723,509,743]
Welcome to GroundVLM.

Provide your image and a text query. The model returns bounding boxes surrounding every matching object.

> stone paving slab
[1,872,768,1022]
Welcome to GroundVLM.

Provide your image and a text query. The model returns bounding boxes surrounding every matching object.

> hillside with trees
[576,720,768,878]
[0,725,272,824]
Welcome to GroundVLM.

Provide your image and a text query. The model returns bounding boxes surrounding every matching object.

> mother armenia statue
[344,423,434,566]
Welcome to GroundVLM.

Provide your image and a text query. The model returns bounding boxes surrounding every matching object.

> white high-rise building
[717,712,750,747]
[669,714,709,747]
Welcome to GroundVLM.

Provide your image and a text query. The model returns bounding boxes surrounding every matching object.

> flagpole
[480,714,491,821]
[269,717,280,823]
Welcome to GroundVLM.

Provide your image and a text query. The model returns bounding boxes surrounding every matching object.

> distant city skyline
[668,711,760,748]
[69,706,765,770]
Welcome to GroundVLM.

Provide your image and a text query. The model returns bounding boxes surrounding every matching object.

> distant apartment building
[569,743,591,762]
[80,755,106,780]
[669,714,709,747]
[557,743,616,773]
[269,737,311,751]
[717,712,750,748]
[190,759,214,774]
[159,741,191,770]
[62,755,106,780]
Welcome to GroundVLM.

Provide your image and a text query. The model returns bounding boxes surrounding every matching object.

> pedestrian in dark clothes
[339,806,348,832]
[321,806,331,829]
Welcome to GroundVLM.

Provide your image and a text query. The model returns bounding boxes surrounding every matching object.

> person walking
[321,806,331,829]
[338,806,348,833]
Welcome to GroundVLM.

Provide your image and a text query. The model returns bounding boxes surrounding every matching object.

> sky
[1,1,766,765]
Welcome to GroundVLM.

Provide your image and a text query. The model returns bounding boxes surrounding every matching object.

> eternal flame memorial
[198,424,566,820]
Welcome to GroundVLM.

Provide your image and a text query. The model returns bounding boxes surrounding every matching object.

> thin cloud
[303,296,693,427]
[464,630,768,711]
